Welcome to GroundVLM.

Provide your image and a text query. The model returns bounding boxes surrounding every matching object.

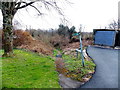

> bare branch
[64,0,74,4]
[29,4,43,15]
[15,2,21,9]
[19,2,43,15]
[40,0,64,16]
[108,20,119,30]
[15,2,35,9]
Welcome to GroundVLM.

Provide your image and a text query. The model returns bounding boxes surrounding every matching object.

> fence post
[79,33,85,67]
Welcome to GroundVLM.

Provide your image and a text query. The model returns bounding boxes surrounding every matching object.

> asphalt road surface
[80,46,119,88]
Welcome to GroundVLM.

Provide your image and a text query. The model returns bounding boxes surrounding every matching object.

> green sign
[72,33,79,36]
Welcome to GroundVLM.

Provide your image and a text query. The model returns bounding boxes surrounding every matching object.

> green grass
[0,50,2,89]
[1,49,60,88]
[53,49,62,57]
[62,53,96,81]
[53,49,59,57]
[53,49,96,82]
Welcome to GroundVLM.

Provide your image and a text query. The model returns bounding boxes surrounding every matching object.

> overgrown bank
[54,49,96,83]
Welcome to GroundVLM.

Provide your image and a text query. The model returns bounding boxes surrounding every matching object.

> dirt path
[55,55,83,88]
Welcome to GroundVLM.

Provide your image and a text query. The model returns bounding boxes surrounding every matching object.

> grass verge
[53,49,96,82]
[1,49,60,88]
[62,53,96,82]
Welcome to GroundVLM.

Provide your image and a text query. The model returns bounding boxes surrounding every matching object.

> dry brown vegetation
[2,30,53,55]
[27,29,93,50]
[27,29,71,50]
[1,29,93,55]
[14,30,53,55]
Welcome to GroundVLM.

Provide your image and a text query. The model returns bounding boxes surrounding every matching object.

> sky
[0,0,119,32]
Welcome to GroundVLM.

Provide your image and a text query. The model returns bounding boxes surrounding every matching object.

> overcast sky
[0,0,119,32]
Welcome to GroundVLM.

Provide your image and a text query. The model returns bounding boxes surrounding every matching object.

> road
[79,46,119,88]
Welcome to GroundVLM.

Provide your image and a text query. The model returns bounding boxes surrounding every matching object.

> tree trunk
[2,9,14,57]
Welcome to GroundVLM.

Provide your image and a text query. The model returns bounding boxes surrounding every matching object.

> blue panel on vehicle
[94,31,116,46]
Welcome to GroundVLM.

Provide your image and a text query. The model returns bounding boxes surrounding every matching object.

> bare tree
[108,19,120,30]
[0,0,68,57]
